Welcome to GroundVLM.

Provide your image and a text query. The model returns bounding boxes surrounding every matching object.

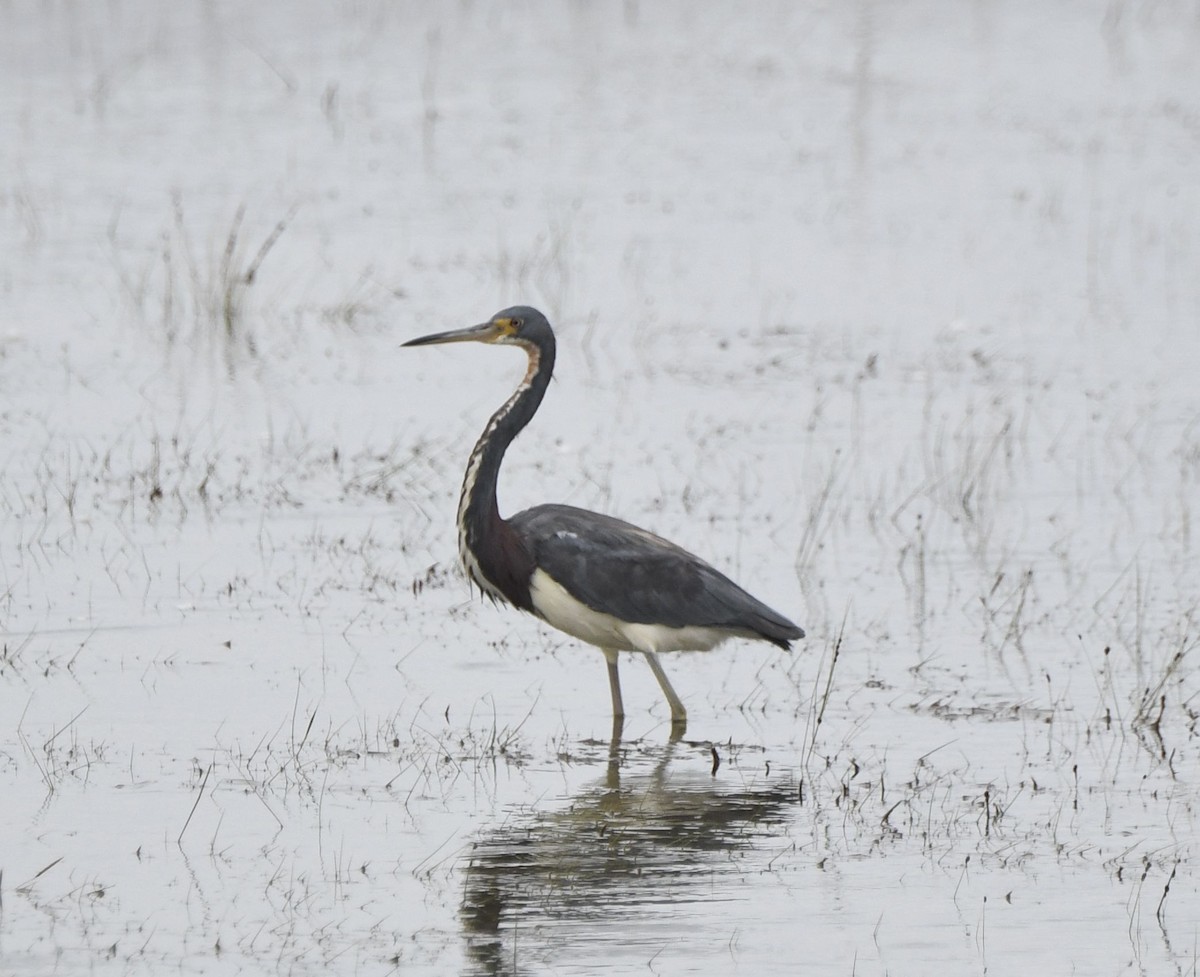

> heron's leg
[641,651,687,728]
[603,649,625,722]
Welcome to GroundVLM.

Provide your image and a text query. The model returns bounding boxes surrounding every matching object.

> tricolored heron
[404,306,804,732]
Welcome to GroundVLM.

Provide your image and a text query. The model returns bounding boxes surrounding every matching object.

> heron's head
[403,306,553,350]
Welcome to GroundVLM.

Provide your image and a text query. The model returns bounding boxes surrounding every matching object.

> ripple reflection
[461,738,799,975]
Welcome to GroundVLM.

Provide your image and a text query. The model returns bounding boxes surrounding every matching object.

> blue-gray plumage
[404,306,803,731]
[511,505,801,644]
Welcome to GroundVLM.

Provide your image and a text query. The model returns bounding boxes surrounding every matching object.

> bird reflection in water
[460,736,800,975]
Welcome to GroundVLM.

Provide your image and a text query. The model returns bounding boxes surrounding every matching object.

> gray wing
[510,504,804,647]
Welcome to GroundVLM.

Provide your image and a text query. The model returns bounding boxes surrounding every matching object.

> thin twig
[178,762,213,845]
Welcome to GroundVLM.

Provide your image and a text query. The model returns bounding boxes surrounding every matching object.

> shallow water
[3,2,1199,974]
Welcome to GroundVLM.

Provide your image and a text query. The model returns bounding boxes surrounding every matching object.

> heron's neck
[456,337,554,605]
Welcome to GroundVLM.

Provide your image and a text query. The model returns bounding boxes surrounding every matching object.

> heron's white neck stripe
[456,341,541,599]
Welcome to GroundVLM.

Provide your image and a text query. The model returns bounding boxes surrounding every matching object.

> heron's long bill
[402,320,500,347]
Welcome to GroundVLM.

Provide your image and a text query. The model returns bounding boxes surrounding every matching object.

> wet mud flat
[3,1,1200,974]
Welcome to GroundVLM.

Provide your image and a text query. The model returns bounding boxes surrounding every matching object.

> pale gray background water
[3,2,1198,974]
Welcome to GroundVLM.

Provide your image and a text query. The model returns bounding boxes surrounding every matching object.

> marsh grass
[5,289,1197,973]
[3,2,1198,973]
[488,216,576,325]
[111,197,297,372]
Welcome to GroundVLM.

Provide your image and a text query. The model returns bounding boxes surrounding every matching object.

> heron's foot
[668,713,687,741]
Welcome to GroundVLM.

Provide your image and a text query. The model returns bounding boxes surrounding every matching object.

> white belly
[528,568,732,653]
